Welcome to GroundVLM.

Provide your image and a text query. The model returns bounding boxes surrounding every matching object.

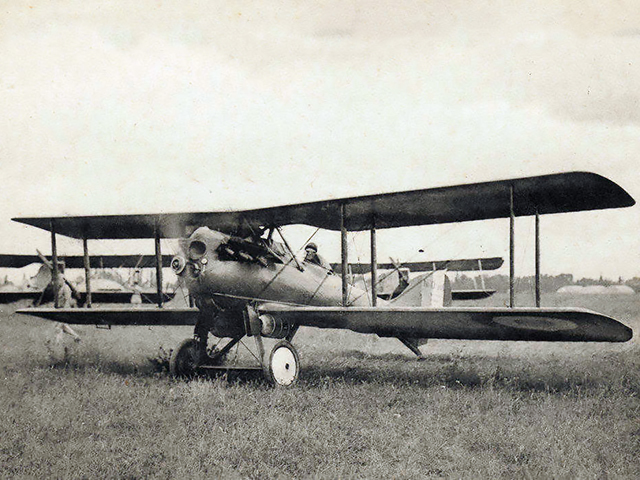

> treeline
[451,273,640,293]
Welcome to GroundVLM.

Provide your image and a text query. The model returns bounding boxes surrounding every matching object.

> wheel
[266,340,300,387]
[169,338,201,378]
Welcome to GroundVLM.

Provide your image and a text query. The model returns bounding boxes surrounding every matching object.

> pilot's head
[305,242,318,253]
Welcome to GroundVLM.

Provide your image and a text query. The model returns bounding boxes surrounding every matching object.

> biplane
[13,171,635,386]
[0,252,176,305]
[336,256,504,301]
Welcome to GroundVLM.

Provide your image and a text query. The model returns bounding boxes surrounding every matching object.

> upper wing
[259,304,633,342]
[16,305,199,326]
[12,172,634,238]
[332,257,504,274]
[0,254,174,269]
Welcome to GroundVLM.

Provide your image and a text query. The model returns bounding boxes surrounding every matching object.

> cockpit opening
[303,243,331,271]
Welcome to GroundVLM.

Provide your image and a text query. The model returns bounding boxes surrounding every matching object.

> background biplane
[336,256,503,301]
[0,252,176,305]
[13,171,635,386]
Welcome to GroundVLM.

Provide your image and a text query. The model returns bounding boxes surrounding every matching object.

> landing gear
[171,311,302,385]
[169,335,302,386]
[169,338,201,377]
[266,340,300,387]
[169,335,243,378]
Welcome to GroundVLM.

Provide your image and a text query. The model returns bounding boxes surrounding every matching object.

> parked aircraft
[13,172,635,385]
[0,253,176,305]
[338,256,504,300]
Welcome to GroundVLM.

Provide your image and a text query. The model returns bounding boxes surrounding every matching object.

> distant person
[130,273,142,305]
[56,277,77,308]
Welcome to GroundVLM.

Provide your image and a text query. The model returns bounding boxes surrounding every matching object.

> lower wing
[16,305,199,326]
[259,305,633,342]
[17,304,633,342]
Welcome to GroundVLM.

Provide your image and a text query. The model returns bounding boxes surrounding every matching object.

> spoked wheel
[266,340,300,387]
[169,338,202,378]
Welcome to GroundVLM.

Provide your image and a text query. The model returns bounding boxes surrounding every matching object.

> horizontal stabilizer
[259,305,633,343]
[17,306,199,326]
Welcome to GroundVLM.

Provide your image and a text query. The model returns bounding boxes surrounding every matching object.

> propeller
[33,250,83,343]
[35,249,82,305]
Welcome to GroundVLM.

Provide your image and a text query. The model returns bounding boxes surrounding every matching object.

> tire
[266,340,300,387]
[169,338,201,378]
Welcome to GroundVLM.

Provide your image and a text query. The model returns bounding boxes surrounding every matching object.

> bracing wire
[296,227,322,254]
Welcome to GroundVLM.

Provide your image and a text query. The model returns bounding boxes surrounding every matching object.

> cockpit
[303,243,332,271]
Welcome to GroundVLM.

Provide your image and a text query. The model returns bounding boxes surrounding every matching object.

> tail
[390,270,452,307]
[390,271,452,357]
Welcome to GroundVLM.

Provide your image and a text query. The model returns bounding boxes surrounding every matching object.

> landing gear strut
[169,326,243,378]
[169,324,301,386]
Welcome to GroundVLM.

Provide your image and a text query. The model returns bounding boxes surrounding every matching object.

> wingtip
[618,324,634,342]
[592,171,636,208]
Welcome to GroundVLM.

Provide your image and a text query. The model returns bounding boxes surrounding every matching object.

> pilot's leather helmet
[305,243,318,252]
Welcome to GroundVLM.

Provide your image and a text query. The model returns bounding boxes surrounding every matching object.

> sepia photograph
[1,1,639,477]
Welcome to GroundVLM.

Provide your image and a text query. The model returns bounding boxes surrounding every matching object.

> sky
[1,1,639,281]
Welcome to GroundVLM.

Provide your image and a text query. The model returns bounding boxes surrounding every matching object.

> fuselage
[174,227,381,315]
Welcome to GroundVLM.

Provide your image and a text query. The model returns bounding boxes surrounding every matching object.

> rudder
[390,270,452,307]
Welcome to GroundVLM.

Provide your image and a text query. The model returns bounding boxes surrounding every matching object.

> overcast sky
[1,1,639,280]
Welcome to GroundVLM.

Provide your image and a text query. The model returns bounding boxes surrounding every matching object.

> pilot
[304,243,331,270]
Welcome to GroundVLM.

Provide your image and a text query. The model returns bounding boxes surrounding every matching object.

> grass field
[1,293,639,478]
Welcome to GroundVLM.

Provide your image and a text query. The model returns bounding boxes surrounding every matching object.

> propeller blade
[35,249,53,269]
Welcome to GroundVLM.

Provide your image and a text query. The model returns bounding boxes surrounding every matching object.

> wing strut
[370,216,377,306]
[154,225,163,308]
[340,203,348,306]
[535,209,541,307]
[83,236,92,308]
[50,220,60,308]
[509,185,515,308]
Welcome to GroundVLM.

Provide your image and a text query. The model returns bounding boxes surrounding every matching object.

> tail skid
[391,271,452,356]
